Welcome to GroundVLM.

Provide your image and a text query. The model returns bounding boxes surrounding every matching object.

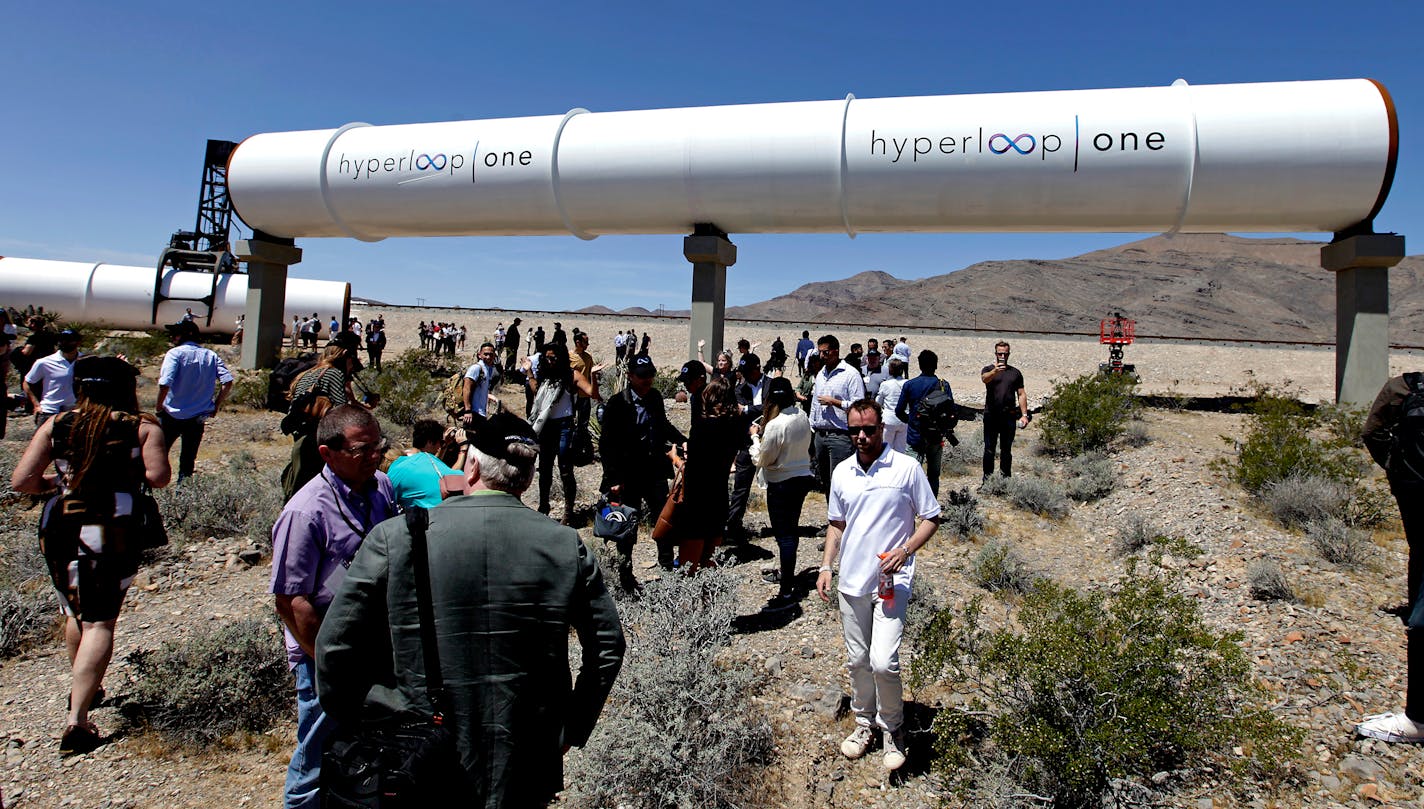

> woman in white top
[877,357,909,453]
[749,376,815,607]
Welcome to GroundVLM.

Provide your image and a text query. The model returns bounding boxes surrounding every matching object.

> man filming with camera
[980,341,1030,481]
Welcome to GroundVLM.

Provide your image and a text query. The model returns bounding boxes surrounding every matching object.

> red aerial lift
[1099,311,1136,375]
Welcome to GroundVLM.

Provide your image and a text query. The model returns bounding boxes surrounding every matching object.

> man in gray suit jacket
[317,411,626,807]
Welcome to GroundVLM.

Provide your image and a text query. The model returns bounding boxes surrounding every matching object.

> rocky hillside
[588,234,1424,344]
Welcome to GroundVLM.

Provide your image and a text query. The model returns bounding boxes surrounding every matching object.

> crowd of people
[5,308,1423,805]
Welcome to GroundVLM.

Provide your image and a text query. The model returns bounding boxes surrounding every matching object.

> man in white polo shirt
[817,398,941,771]
[22,328,83,426]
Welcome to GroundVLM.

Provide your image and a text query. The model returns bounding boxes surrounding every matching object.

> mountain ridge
[587,234,1424,344]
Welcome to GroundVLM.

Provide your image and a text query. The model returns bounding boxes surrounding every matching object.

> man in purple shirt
[269,405,395,809]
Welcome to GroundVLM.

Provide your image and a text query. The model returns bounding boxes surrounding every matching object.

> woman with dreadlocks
[12,356,171,754]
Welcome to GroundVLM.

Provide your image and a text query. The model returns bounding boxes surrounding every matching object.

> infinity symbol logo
[415,153,448,171]
[988,134,1037,155]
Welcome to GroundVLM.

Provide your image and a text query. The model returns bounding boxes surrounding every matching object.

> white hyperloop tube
[227,79,1397,239]
[0,257,350,332]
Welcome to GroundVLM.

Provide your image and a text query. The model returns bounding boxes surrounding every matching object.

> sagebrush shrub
[565,569,773,808]
[1003,475,1070,518]
[366,349,460,426]
[1246,559,1295,602]
[1064,452,1116,502]
[650,369,680,399]
[154,454,282,545]
[1037,372,1138,456]
[0,585,55,658]
[971,539,1038,595]
[1262,473,1350,528]
[1112,512,1156,557]
[1224,389,1362,495]
[121,617,292,744]
[1306,517,1373,568]
[1120,421,1152,447]
[912,572,1301,808]
[227,370,270,410]
[89,329,172,367]
[979,473,1009,497]
[939,487,985,540]
[943,428,985,472]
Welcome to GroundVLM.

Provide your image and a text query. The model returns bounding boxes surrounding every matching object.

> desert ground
[2,309,1423,808]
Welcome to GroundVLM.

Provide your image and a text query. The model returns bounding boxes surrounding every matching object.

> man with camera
[600,355,687,588]
[980,341,1030,480]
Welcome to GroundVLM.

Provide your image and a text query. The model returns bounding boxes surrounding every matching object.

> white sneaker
[1356,712,1424,743]
[840,725,875,759]
[883,728,907,770]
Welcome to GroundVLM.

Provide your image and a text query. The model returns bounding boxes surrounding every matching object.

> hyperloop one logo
[988,133,1037,155]
[869,117,1166,172]
[336,151,466,182]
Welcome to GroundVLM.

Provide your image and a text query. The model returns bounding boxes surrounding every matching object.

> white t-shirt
[24,350,80,413]
[827,444,941,597]
[877,377,907,426]
[463,360,492,416]
[893,342,912,363]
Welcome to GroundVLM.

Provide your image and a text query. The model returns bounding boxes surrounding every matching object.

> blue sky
[1,1,1418,311]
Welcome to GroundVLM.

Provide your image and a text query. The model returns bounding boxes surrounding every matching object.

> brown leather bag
[651,467,686,542]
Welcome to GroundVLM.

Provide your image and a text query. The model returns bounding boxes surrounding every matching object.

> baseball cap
[468,411,538,461]
[737,353,761,370]
[676,361,703,383]
[166,320,200,339]
[57,328,81,343]
[631,355,657,378]
[333,330,359,349]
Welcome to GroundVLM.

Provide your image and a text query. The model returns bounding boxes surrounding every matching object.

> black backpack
[1392,372,1424,478]
[914,380,957,438]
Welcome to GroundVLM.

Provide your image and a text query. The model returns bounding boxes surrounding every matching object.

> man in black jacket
[727,353,771,542]
[318,411,625,806]
[599,355,687,588]
[1357,372,1424,743]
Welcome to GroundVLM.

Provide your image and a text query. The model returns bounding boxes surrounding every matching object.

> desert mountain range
[581,234,1423,345]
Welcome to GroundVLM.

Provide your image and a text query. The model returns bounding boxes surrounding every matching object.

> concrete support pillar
[234,236,302,371]
[684,226,736,362]
[1321,233,1404,406]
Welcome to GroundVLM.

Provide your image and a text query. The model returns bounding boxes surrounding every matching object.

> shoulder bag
[321,507,464,808]
[650,465,686,542]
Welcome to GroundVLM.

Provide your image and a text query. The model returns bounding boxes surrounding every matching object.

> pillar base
[684,226,736,362]
[234,237,302,371]
[1322,233,1403,406]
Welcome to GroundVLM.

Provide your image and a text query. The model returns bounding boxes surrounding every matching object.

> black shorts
[40,494,139,622]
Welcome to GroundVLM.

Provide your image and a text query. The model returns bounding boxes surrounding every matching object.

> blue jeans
[767,476,813,589]
[537,416,576,517]
[285,658,335,809]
